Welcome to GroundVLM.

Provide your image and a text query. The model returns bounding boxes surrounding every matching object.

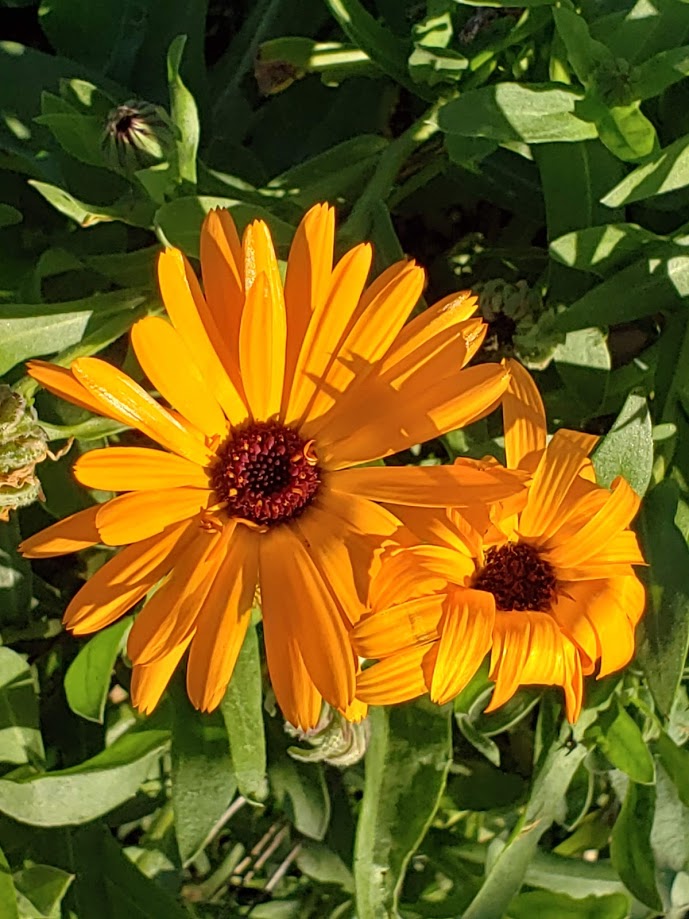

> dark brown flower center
[472,543,556,612]
[210,421,321,527]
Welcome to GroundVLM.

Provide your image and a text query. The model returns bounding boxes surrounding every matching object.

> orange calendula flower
[353,359,646,722]
[20,203,521,729]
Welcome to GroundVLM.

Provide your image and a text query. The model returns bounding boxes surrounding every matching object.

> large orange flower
[20,203,521,729]
[353,359,646,721]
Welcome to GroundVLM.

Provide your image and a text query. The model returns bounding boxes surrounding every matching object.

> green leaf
[550,224,661,277]
[0,288,147,375]
[155,197,295,258]
[602,134,689,206]
[0,647,44,768]
[28,181,154,230]
[0,843,18,919]
[636,481,689,715]
[553,328,611,413]
[507,890,630,919]
[654,730,689,808]
[593,99,658,163]
[296,840,354,893]
[593,392,653,496]
[167,35,198,187]
[592,0,689,65]
[64,617,131,724]
[171,690,237,865]
[455,714,501,767]
[0,205,21,230]
[610,781,662,910]
[554,248,689,331]
[0,515,32,625]
[34,113,106,168]
[437,84,598,145]
[13,864,73,918]
[552,8,612,86]
[354,701,451,918]
[220,623,267,802]
[0,729,169,826]
[269,756,330,841]
[590,701,655,784]
[634,45,689,100]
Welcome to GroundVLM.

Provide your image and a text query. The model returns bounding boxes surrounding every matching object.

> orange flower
[20,204,521,729]
[353,359,646,722]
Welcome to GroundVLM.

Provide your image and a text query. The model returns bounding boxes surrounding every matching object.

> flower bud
[0,386,50,521]
[285,705,370,767]
[101,100,176,172]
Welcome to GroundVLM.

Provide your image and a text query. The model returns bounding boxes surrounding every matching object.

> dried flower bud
[285,705,370,767]
[102,100,176,171]
[0,386,50,521]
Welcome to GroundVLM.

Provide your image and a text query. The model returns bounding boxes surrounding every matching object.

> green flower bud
[285,705,370,767]
[102,100,176,172]
[0,386,50,522]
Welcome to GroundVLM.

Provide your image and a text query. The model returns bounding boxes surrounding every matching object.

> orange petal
[555,531,646,580]
[64,520,194,634]
[352,595,445,659]
[355,642,437,705]
[72,357,211,465]
[259,525,356,711]
[239,271,286,420]
[317,362,510,469]
[26,361,109,417]
[199,209,244,361]
[502,358,547,470]
[95,487,210,545]
[20,505,100,558]
[550,581,601,671]
[572,575,644,678]
[186,526,259,712]
[368,544,474,611]
[263,604,323,731]
[74,447,209,492]
[127,528,223,664]
[328,464,524,508]
[431,588,495,705]
[157,248,247,423]
[131,636,192,715]
[285,242,372,424]
[131,316,227,437]
[388,505,474,555]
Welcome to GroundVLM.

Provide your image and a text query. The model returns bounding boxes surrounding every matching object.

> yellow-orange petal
[200,209,244,360]
[550,581,601,671]
[64,520,194,634]
[259,525,356,711]
[542,476,641,569]
[20,505,101,558]
[303,260,425,427]
[355,642,437,705]
[131,316,227,437]
[285,242,372,424]
[502,358,547,470]
[431,588,495,706]
[95,487,210,545]
[186,526,259,712]
[517,430,593,540]
[74,447,209,492]
[263,604,323,731]
[329,464,524,508]
[239,271,286,420]
[572,574,645,678]
[72,357,211,466]
[352,595,445,659]
[368,544,474,611]
[131,636,193,715]
[157,248,247,423]
[127,528,223,664]
[555,531,646,580]
[316,362,510,470]
[387,506,472,556]
[26,361,111,417]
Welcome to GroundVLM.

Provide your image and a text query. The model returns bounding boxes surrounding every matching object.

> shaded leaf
[0,843,18,919]
[554,328,610,413]
[13,864,73,918]
[507,889,630,919]
[550,223,661,277]
[0,648,44,768]
[167,35,198,187]
[0,516,32,625]
[589,701,655,784]
[593,392,653,496]
[269,757,330,842]
[602,134,689,206]
[64,618,131,724]
[610,781,662,910]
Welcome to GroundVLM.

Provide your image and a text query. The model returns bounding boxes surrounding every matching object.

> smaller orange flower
[352,359,646,721]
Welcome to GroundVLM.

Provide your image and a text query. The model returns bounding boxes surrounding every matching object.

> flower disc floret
[472,543,556,612]
[210,421,321,526]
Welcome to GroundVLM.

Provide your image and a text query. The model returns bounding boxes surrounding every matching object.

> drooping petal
[355,642,437,705]
[71,357,211,466]
[259,525,356,711]
[186,525,259,711]
[502,358,547,470]
[26,361,111,417]
[368,544,474,611]
[239,272,286,420]
[263,603,323,731]
[64,520,194,634]
[430,588,495,705]
[131,316,227,437]
[199,209,244,358]
[328,464,524,508]
[157,247,247,423]
[316,362,510,469]
[550,581,602,672]
[127,528,223,664]
[352,595,445,659]
[131,636,193,715]
[74,447,209,492]
[285,242,372,424]
[20,505,101,558]
[95,487,210,545]
[574,575,645,678]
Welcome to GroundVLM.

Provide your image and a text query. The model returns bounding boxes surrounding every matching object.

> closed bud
[285,705,370,767]
[102,100,176,172]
